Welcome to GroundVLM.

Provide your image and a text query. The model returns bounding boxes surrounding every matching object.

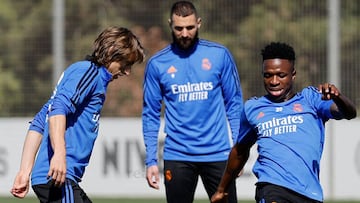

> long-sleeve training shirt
[142,39,243,167]
[30,60,112,185]
[238,86,334,201]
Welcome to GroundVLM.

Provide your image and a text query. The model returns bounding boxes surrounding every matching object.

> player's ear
[292,69,296,80]
[168,19,172,28]
[197,17,202,29]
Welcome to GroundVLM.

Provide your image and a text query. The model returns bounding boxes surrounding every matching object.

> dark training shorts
[255,182,323,203]
[164,160,237,203]
[32,179,92,203]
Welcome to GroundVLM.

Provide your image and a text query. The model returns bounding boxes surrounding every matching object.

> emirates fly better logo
[256,115,304,137]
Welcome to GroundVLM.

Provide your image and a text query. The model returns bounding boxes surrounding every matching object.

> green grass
[3,197,167,203]
[0,197,211,203]
[1,197,205,203]
[1,197,359,203]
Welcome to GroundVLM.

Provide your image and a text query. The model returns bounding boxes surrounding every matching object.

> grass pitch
[1,197,359,203]
[1,197,226,203]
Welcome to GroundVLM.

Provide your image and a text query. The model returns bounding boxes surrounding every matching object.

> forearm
[332,94,357,119]
[143,131,159,167]
[318,83,357,119]
[48,115,66,155]
[18,130,42,175]
[217,144,250,193]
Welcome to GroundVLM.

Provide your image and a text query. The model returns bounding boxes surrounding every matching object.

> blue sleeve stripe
[72,64,98,104]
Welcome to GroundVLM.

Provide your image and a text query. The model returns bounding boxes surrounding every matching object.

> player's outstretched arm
[318,83,357,119]
[211,142,251,203]
[11,130,42,198]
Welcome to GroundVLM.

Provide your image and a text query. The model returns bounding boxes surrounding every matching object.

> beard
[172,31,199,50]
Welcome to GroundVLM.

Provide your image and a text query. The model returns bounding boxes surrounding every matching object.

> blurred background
[1,0,360,202]
[0,0,359,117]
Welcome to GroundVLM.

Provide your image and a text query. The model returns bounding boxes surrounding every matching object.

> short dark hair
[170,1,197,19]
[261,42,295,61]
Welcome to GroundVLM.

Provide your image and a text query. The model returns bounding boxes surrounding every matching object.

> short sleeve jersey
[237,86,333,201]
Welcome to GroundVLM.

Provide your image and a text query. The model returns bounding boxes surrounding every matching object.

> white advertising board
[0,118,359,201]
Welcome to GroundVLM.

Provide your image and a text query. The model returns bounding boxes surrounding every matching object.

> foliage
[0,0,359,116]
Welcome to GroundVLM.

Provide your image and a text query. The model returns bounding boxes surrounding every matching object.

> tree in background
[0,0,358,116]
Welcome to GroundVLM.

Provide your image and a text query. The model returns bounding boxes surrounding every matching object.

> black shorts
[255,182,323,203]
[164,160,237,203]
[32,179,92,203]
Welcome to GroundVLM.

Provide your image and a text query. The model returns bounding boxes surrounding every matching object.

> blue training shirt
[30,60,112,185]
[238,86,334,201]
[142,39,243,167]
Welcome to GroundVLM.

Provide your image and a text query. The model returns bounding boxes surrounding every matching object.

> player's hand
[318,83,340,100]
[211,191,228,203]
[146,165,160,189]
[10,172,30,198]
[47,151,67,187]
